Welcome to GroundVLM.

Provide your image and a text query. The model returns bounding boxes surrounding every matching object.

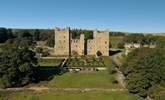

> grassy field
[4,91,143,100]
[109,36,124,48]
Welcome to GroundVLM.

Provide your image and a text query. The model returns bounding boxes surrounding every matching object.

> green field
[109,36,124,48]
[4,91,143,100]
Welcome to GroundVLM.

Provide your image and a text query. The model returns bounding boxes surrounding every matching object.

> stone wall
[71,34,84,55]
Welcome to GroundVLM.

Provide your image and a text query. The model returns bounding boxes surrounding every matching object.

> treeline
[123,34,165,48]
[124,34,156,44]
[0,28,14,43]
[109,31,126,36]
[0,28,54,47]
[71,29,93,39]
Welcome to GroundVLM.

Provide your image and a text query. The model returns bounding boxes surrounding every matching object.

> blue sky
[0,0,165,32]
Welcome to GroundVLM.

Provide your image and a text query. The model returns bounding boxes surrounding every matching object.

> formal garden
[66,56,105,67]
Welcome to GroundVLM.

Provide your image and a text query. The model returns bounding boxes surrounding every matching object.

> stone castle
[54,27,109,56]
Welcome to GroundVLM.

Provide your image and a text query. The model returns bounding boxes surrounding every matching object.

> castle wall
[71,34,84,55]
[87,39,96,55]
[54,28,70,56]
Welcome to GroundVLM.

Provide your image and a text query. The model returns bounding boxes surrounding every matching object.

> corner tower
[54,27,71,56]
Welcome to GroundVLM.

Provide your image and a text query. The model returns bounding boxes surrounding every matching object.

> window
[105,41,107,44]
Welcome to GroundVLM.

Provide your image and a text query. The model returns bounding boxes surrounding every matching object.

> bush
[110,70,117,74]
[41,51,50,57]
[111,78,118,84]
[96,51,102,56]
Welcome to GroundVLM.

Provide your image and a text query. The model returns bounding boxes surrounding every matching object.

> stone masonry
[54,27,109,56]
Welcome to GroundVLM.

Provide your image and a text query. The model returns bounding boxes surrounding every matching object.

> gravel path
[0,87,126,92]
[111,54,126,89]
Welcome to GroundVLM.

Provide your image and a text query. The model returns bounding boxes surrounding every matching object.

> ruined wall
[87,39,96,55]
[71,34,84,55]
[54,27,70,56]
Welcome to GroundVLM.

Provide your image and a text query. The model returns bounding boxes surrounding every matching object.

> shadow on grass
[33,66,64,82]
[109,50,122,56]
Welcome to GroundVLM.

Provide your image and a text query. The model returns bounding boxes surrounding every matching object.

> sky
[0,0,165,32]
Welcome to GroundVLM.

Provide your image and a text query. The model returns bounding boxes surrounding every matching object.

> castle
[54,27,109,56]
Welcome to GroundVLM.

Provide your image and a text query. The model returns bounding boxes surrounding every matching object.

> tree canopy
[121,48,165,98]
[0,40,38,88]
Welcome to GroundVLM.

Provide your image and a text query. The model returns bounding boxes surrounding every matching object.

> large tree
[0,42,37,88]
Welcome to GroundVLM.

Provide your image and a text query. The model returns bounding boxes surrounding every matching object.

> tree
[41,51,50,57]
[0,28,8,43]
[155,36,165,48]
[18,30,32,38]
[36,47,43,57]
[96,51,102,57]
[72,50,78,56]
[121,48,165,97]
[33,29,40,41]
[0,46,37,88]
[36,47,43,54]
[117,42,124,49]
[46,33,55,47]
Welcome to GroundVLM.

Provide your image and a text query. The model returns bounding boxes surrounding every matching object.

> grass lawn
[47,71,119,88]
[38,58,64,67]
[7,91,143,100]
[109,36,124,48]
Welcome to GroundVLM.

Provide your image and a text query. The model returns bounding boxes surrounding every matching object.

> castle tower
[54,27,71,56]
[94,30,109,56]
[87,30,109,56]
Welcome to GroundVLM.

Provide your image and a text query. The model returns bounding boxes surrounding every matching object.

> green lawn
[38,58,64,67]
[47,71,118,88]
[7,91,143,100]
[109,36,124,48]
